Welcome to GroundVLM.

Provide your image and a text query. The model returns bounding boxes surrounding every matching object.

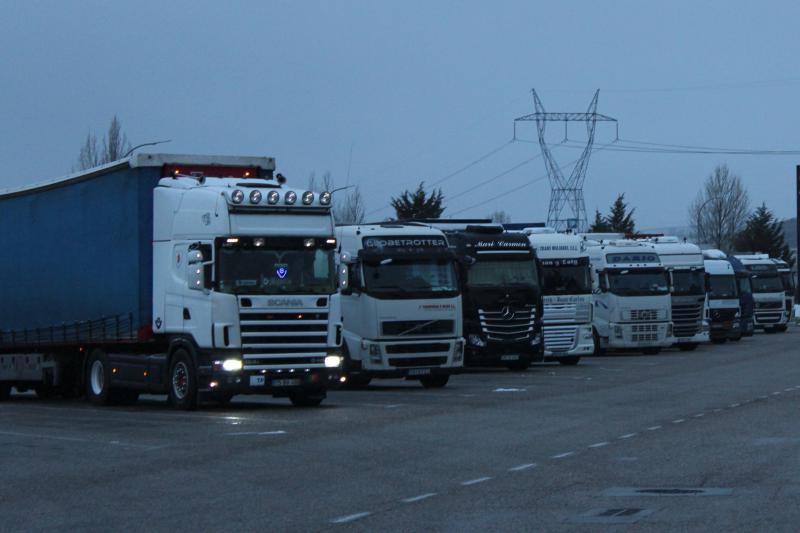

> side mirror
[187,249,206,291]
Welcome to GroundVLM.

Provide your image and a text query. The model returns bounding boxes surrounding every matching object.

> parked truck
[734,254,789,332]
[0,153,343,408]
[702,250,741,343]
[334,223,464,388]
[525,228,594,365]
[644,238,709,351]
[583,238,673,354]
[726,254,756,337]
[417,220,543,370]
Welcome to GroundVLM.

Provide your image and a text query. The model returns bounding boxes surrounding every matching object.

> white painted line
[461,477,492,486]
[589,442,609,448]
[729,403,740,408]
[713,408,724,412]
[494,388,527,393]
[509,463,537,472]
[402,493,437,503]
[772,392,782,396]
[0,430,165,450]
[331,512,372,524]
[551,451,575,459]
[785,388,794,392]
[672,419,685,424]
[693,413,705,418]
[647,425,662,431]
[758,395,768,399]
[225,430,287,436]
[619,433,637,439]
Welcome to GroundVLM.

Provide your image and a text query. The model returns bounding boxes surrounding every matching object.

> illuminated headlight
[613,324,623,339]
[324,355,342,368]
[454,340,464,361]
[320,191,332,205]
[231,190,244,204]
[285,191,297,205]
[304,238,315,248]
[530,334,542,346]
[468,334,486,347]
[267,190,280,204]
[302,191,314,205]
[222,359,243,372]
[249,190,262,204]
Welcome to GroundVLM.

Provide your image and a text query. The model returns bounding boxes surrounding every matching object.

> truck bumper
[346,337,464,379]
[709,320,740,341]
[542,324,594,359]
[465,336,544,366]
[198,367,339,396]
[604,322,672,349]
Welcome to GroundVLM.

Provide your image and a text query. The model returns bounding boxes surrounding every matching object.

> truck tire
[557,356,581,366]
[642,347,661,355]
[420,375,450,388]
[775,324,788,333]
[168,349,198,410]
[0,383,10,401]
[86,349,115,405]
[678,343,698,351]
[289,392,325,407]
[592,329,604,356]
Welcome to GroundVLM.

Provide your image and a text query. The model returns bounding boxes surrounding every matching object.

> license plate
[501,355,519,361]
[272,378,302,387]
[407,368,431,376]
[250,375,265,387]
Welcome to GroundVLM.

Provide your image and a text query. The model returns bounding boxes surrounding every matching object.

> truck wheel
[592,329,604,356]
[0,383,10,401]
[168,350,198,410]
[678,343,698,351]
[86,349,114,405]
[420,375,450,388]
[289,392,325,407]
[557,356,581,366]
[642,347,661,355]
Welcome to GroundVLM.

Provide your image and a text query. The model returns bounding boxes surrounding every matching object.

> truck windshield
[468,258,539,288]
[216,241,336,295]
[707,275,738,299]
[607,269,669,296]
[671,270,705,296]
[363,258,458,298]
[541,265,591,295]
[750,274,784,294]
[736,275,752,295]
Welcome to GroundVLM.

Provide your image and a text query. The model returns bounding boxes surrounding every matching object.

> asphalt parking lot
[2,326,799,532]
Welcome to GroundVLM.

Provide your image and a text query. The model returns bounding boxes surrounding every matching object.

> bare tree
[488,210,511,224]
[75,115,132,171]
[308,170,365,224]
[688,164,750,251]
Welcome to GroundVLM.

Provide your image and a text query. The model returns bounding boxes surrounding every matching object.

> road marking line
[402,493,437,503]
[785,388,794,392]
[772,392,782,396]
[729,403,740,408]
[494,388,526,393]
[509,463,537,472]
[693,413,705,418]
[672,419,685,424]
[551,452,575,459]
[224,430,286,436]
[619,433,637,439]
[589,442,609,448]
[758,395,768,400]
[713,408,723,412]
[647,425,662,431]
[331,512,372,524]
[0,430,165,450]
[461,477,491,486]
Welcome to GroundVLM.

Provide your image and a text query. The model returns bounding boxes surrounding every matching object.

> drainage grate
[605,487,733,497]
[570,508,655,524]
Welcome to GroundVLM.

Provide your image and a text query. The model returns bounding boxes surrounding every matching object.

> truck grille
[543,303,577,324]
[756,301,782,309]
[671,300,704,338]
[479,305,536,342]
[385,343,450,354]
[543,325,577,352]
[239,309,328,370]
[631,323,660,342]
[624,308,666,322]
[381,320,454,336]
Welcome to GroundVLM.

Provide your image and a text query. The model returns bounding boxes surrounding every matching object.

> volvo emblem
[500,306,515,320]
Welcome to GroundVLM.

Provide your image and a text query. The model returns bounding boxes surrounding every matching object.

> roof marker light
[302,191,314,205]
[226,238,240,244]
[285,191,297,205]
[267,190,280,204]
[320,191,332,205]
[254,238,265,247]
[231,190,244,204]
[249,190,262,204]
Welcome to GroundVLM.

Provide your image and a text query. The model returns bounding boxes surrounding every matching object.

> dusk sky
[1,0,798,229]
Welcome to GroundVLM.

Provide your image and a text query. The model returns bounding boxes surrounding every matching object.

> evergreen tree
[589,209,612,232]
[733,203,795,266]
[588,194,635,233]
[390,182,445,220]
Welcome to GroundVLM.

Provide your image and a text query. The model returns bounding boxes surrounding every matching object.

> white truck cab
[734,254,789,332]
[702,251,741,343]
[335,224,464,388]
[526,229,594,364]
[644,237,709,350]
[583,237,673,354]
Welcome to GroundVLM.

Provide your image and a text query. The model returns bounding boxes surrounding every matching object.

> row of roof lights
[230,190,332,206]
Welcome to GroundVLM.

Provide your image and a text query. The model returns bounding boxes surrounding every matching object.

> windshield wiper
[397,319,440,336]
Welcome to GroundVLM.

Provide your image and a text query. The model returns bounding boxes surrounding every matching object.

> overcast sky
[1,0,798,229]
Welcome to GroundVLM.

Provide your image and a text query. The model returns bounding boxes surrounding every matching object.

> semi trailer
[525,229,594,364]
[335,223,464,388]
[583,237,673,354]
[0,153,343,408]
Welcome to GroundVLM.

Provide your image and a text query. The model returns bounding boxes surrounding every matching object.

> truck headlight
[454,340,464,361]
[530,334,541,346]
[222,358,243,372]
[368,344,381,362]
[468,334,486,347]
[613,324,623,339]
[324,355,342,368]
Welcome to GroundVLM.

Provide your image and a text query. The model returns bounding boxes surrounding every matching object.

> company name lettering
[475,240,528,249]
[364,237,447,249]
[266,298,304,307]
